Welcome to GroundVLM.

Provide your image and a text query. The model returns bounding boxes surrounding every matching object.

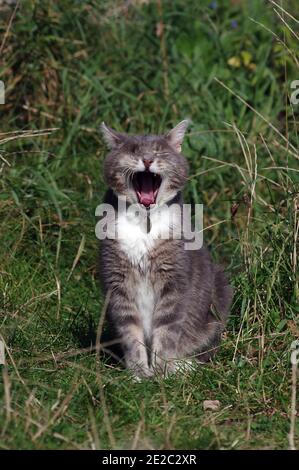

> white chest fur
[116,210,154,269]
[135,276,155,338]
[116,204,180,268]
[116,204,180,338]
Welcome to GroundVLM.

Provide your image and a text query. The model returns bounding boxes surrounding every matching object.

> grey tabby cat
[99,120,233,379]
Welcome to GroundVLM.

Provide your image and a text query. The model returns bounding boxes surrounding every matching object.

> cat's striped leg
[151,302,182,375]
[118,314,153,379]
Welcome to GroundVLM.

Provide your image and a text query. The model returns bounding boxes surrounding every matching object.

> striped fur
[99,122,233,378]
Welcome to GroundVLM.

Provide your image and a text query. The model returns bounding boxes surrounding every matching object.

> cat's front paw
[130,364,154,382]
[151,354,172,376]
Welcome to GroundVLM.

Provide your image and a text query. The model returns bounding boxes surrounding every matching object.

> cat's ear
[101,122,126,149]
[166,119,190,152]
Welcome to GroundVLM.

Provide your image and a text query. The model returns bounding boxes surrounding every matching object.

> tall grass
[0,0,298,449]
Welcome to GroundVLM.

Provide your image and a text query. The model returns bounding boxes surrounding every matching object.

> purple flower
[231,20,238,29]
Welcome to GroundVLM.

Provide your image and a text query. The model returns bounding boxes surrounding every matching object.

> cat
[99,120,233,379]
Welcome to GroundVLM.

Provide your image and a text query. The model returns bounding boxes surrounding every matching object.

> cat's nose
[143,158,153,170]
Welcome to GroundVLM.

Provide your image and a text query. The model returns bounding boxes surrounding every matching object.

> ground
[0,0,298,450]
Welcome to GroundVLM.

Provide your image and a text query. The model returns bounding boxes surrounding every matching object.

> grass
[0,0,298,450]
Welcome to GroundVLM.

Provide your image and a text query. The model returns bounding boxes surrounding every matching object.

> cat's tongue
[137,172,155,207]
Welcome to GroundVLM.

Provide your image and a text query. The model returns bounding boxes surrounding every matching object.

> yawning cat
[99,120,233,379]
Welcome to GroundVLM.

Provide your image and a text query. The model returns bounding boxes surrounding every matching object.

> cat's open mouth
[132,171,162,207]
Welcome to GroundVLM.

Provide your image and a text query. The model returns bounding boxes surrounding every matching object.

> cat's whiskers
[122,166,135,185]
[160,166,188,182]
